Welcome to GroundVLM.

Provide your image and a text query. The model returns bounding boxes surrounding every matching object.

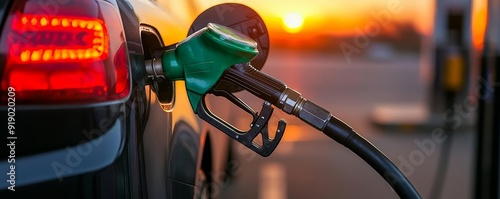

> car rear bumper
[0,119,124,190]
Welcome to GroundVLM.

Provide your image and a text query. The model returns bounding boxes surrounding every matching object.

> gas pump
[428,3,470,199]
[475,0,500,198]
[369,0,472,131]
[432,0,471,115]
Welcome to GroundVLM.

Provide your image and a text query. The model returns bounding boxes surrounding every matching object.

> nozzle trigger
[197,92,286,157]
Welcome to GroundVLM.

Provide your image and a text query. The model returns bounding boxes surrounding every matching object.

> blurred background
[195,0,490,198]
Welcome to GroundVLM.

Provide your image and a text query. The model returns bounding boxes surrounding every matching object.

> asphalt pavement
[219,49,474,199]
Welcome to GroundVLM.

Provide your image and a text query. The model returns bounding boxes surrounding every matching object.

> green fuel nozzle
[145,23,420,198]
[146,23,287,157]
[146,23,258,112]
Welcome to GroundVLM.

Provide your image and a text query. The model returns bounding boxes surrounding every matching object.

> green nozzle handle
[158,23,259,111]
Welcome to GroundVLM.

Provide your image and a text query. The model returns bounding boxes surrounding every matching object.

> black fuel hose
[323,114,422,199]
[220,63,422,199]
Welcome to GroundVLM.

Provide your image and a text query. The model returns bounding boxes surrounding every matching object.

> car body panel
[128,0,195,46]
[127,1,234,197]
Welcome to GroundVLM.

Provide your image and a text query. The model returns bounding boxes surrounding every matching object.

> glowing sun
[282,12,304,33]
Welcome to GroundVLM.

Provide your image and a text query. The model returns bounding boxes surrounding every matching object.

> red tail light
[10,15,109,63]
[0,0,130,104]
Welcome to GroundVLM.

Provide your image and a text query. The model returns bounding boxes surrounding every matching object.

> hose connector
[298,100,332,131]
[277,88,304,115]
[276,88,331,131]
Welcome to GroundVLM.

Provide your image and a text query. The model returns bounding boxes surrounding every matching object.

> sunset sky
[197,0,435,35]
[195,0,487,48]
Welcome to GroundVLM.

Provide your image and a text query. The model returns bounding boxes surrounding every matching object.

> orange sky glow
[197,0,487,49]
[198,0,435,35]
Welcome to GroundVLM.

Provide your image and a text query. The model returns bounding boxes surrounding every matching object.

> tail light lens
[0,0,130,104]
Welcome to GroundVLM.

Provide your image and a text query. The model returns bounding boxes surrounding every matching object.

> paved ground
[219,49,474,199]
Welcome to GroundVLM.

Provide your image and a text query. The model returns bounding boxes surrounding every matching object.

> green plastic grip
[160,23,259,112]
